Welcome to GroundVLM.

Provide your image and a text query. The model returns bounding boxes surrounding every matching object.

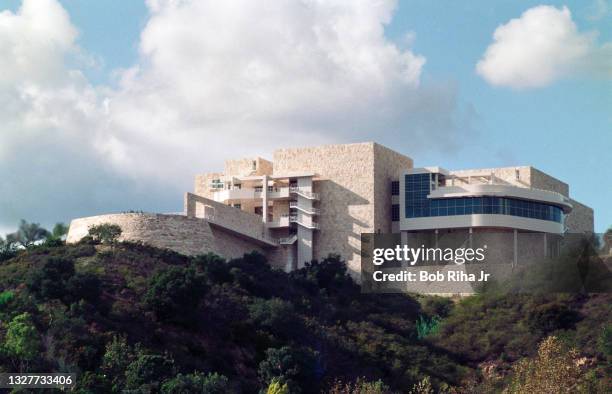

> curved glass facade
[405,174,564,223]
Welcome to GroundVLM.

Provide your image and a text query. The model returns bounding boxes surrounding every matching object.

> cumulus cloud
[476,5,611,89]
[1,0,471,231]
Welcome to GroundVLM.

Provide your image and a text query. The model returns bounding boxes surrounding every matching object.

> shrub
[598,325,612,359]
[526,303,581,334]
[144,266,207,324]
[266,377,290,394]
[26,257,75,301]
[88,223,122,244]
[160,372,229,394]
[192,253,231,284]
[2,312,40,362]
[329,377,391,394]
[504,336,582,393]
[258,346,318,393]
[125,353,176,391]
[66,272,102,304]
[420,296,453,319]
[249,297,299,337]
[101,335,136,391]
[415,315,440,339]
[0,290,15,308]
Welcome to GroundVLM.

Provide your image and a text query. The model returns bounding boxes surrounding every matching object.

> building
[66,142,594,276]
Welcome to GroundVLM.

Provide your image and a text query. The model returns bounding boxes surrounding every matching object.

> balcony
[279,235,297,245]
[266,214,290,228]
[268,187,290,199]
[289,215,320,229]
[289,201,320,215]
[289,186,319,200]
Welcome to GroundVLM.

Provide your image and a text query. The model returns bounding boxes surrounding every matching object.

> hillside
[0,240,609,393]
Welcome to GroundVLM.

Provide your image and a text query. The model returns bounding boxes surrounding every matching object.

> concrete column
[262,175,268,223]
[513,229,518,267]
[434,229,439,249]
[184,193,196,218]
[543,232,547,257]
[469,227,473,248]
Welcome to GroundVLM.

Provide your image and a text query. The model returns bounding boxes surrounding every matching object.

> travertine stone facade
[67,141,594,280]
[274,142,412,275]
[565,199,594,233]
[184,193,274,244]
[225,157,273,177]
[66,213,269,259]
[373,143,414,234]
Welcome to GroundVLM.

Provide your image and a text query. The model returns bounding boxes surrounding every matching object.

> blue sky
[0,0,610,234]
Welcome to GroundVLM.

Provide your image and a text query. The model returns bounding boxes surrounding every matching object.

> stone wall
[224,157,273,177]
[66,213,269,260]
[529,167,570,196]
[373,143,413,234]
[273,142,413,277]
[184,193,272,243]
[194,172,223,199]
[565,199,595,233]
[274,142,376,275]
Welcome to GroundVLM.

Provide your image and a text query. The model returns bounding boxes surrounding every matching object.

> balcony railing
[289,186,319,200]
[279,235,297,245]
[289,201,320,215]
[289,215,320,229]
[266,215,290,228]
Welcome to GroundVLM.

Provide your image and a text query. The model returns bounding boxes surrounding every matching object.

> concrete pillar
[262,175,268,223]
[469,227,473,248]
[434,229,439,249]
[543,232,547,257]
[513,229,518,267]
[184,193,196,218]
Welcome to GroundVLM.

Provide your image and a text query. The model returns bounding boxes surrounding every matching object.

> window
[233,204,241,210]
[252,160,257,170]
[391,204,400,221]
[391,181,400,196]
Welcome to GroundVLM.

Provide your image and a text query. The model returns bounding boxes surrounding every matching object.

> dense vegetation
[0,229,609,392]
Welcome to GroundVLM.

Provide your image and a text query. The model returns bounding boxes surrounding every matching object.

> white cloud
[102,0,433,179]
[476,5,610,89]
[0,0,472,230]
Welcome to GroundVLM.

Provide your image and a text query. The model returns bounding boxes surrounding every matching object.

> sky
[0,0,610,236]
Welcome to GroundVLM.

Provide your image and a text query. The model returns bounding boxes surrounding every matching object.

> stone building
[66,142,594,276]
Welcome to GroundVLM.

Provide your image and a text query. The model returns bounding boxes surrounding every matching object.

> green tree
[258,346,318,392]
[160,372,229,394]
[51,222,69,239]
[504,336,583,393]
[2,312,41,371]
[101,335,136,392]
[44,223,69,246]
[144,266,206,324]
[0,235,17,262]
[249,297,299,338]
[88,223,122,244]
[26,257,75,301]
[6,219,50,248]
[125,353,176,391]
[598,325,612,360]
